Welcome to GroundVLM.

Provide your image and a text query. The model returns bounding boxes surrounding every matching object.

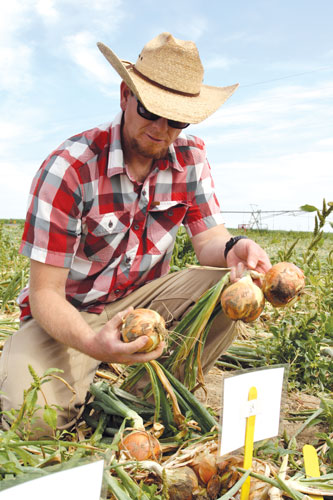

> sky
[1,0,332,232]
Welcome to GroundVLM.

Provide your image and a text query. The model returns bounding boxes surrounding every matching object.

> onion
[138,462,199,500]
[220,273,265,323]
[262,262,305,307]
[192,452,217,484]
[164,466,199,500]
[119,430,162,461]
[207,473,222,498]
[121,308,167,352]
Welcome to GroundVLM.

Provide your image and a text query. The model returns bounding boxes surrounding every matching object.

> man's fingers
[122,339,166,364]
[122,335,150,354]
[119,332,165,354]
[230,262,245,282]
[107,307,134,329]
[245,242,272,272]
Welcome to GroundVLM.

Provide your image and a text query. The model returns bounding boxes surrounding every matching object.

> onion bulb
[192,452,217,484]
[262,262,305,307]
[119,430,162,461]
[164,466,199,500]
[207,474,222,498]
[221,273,265,323]
[121,308,167,352]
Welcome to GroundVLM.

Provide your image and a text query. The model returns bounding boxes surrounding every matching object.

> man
[0,33,271,437]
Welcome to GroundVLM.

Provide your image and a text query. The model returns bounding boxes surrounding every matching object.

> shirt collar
[107,112,184,177]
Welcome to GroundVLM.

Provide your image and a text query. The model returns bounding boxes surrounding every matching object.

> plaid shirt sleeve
[20,142,84,267]
[177,136,224,238]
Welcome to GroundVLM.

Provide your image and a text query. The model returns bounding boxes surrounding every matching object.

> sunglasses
[134,96,190,129]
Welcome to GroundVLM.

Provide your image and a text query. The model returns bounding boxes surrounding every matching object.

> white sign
[0,459,105,500]
[219,366,285,456]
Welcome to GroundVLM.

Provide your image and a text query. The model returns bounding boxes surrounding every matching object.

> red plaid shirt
[18,112,224,320]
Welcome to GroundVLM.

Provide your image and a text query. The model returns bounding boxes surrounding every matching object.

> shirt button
[134,224,140,230]
[108,220,113,228]
[115,289,120,294]
[142,189,146,196]
[125,256,131,264]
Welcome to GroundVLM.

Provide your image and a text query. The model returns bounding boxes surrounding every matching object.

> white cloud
[212,150,333,211]
[35,0,59,23]
[0,121,25,142]
[0,160,38,219]
[317,137,333,146]
[75,0,125,33]
[0,44,34,92]
[2,161,36,193]
[84,0,122,11]
[0,1,35,92]
[0,1,30,40]
[64,31,120,86]
[193,80,333,138]
[0,101,50,159]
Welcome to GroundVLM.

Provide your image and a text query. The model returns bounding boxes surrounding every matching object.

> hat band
[128,63,201,97]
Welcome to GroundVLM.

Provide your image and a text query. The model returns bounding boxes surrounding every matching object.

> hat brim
[97,42,239,124]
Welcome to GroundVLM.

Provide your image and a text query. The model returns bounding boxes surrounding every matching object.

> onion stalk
[89,382,145,430]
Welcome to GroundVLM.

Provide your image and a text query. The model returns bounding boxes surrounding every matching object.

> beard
[129,137,169,160]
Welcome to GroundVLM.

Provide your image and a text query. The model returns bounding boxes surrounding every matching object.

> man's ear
[120,81,132,111]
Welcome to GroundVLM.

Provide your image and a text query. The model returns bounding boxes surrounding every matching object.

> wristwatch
[224,235,248,259]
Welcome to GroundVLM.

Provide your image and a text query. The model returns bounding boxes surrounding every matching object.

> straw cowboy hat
[97,32,239,124]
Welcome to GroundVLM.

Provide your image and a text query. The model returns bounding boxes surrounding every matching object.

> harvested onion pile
[121,308,167,352]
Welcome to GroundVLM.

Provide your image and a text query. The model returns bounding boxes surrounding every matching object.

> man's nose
[152,117,169,131]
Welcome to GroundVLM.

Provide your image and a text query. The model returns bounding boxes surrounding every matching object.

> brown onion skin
[121,308,166,352]
[192,452,217,484]
[262,262,305,307]
[207,474,222,498]
[119,430,162,461]
[221,274,265,323]
[165,466,199,500]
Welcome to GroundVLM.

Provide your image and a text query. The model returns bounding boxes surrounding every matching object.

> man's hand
[29,260,165,364]
[88,307,165,364]
[226,238,271,282]
[191,225,271,281]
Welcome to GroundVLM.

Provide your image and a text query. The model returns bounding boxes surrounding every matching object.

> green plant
[0,221,29,314]
[170,226,197,271]
[3,366,67,440]
[300,199,333,262]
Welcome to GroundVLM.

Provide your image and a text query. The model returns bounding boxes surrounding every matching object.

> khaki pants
[0,268,236,437]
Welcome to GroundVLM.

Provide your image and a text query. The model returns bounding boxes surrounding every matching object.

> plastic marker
[240,386,257,500]
[303,444,323,500]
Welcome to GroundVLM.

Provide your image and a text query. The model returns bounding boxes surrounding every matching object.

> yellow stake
[240,386,257,500]
[303,444,323,500]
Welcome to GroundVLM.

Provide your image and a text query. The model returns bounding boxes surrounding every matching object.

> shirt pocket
[82,212,130,262]
[147,201,188,255]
